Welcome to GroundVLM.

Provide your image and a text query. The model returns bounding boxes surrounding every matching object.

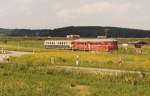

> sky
[0,0,150,30]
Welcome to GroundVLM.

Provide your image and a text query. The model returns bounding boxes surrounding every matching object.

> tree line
[0,26,150,38]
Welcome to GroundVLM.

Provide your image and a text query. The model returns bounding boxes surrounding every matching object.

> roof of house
[129,41,148,45]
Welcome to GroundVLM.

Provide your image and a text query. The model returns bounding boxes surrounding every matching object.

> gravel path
[0,51,31,61]
[55,66,150,75]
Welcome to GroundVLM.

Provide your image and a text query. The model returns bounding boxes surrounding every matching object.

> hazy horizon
[0,0,150,30]
[1,25,150,31]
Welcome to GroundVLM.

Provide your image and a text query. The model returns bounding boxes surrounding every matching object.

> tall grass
[0,62,150,96]
[10,47,150,72]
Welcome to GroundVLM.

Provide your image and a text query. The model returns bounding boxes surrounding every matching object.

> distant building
[66,35,80,39]
[97,36,107,39]
[130,41,148,48]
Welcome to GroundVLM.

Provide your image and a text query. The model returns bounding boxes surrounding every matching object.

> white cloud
[56,1,135,20]
[0,0,150,29]
[56,2,113,18]
[55,1,150,30]
[78,2,112,14]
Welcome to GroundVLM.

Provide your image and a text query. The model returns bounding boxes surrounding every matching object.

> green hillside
[0,26,150,38]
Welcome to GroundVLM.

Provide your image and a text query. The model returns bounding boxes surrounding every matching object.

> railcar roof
[45,37,117,42]
[45,37,74,40]
[73,38,117,42]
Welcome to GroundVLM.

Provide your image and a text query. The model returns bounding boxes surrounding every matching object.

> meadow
[0,37,150,96]
[0,37,47,52]
[0,62,150,96]
[9,49,150,71]
[0,36,149,52]
[0,37,150,71]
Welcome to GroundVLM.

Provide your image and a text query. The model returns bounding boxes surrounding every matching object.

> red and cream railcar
[71,39,118,52]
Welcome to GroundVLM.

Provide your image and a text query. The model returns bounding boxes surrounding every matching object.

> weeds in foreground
[0,62,150,96]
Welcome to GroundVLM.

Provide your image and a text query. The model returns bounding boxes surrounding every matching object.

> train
[44,36,118,52]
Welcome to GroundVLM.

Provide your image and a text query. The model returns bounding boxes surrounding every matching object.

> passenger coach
[44,38,72,49]
[44,36,118,52]
[71,39,118,52]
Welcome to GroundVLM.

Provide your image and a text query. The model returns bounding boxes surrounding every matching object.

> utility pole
[104,29,109,38]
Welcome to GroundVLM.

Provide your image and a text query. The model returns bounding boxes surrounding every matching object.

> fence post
[76,55,79,66]
[50,56,55,65]
[1,48,4,54]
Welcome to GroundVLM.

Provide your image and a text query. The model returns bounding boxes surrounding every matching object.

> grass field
[0,37,150,96]
[0,37,47,52]
[0,63,150,96]
[0,37,149,52]
[10,49,150,71]
[0,37,149,71]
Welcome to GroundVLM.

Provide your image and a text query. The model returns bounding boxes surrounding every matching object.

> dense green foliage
[53,26,150,38]
[0,26,150,37]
